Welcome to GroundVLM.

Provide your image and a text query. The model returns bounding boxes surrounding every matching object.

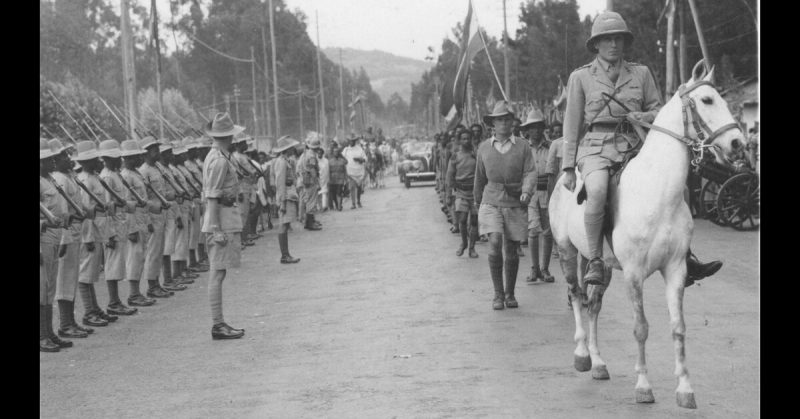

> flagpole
[268,0,281,136]
[315,10,326,138]
[151,0,164,139]
[338,49,346,136]
[473,7,508,101]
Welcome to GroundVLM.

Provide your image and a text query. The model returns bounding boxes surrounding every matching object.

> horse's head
[682,60,746,165]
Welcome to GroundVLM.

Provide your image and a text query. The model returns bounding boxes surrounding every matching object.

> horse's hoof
[574,355,592,372]
[635,388,655,404]
[591,365,610,380]
[676,392,697,409]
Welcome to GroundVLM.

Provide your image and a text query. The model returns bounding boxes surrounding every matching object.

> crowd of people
[39,111,398,351]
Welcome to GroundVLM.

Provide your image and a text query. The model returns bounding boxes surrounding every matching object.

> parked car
[398,140,435,188]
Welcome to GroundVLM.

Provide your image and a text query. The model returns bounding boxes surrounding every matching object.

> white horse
[549,62,744,409]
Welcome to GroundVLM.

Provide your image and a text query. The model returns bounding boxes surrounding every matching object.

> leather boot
[304,214,321,231]
[504,257,519,308]
[489,254,505,310]
[57,300,88,338]
[40,305,60,352]
[685,249,723,287]
[584,257,606,286]
[46,305,72,348]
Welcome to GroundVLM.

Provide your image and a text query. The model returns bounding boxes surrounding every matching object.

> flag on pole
[453,0,485,113]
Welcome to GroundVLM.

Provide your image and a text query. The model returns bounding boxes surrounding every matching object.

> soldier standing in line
[119,140,158,307]
[273,136,302,264]
[181,137,209,273]
[40,140,74,351]
[138,137,178,299]
[168,141,198,285]
[297,137,323,231]
[155,141,190,292]
[97,139,140,316]
[201,113,247,339]
[519,110,556,284]
[73,141,118,328]
[446,130,479,258]
[474,101,537,310]
[194,136,213,266]
[232,133,256,248]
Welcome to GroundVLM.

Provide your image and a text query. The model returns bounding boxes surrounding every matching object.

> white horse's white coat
[549,67,744,409]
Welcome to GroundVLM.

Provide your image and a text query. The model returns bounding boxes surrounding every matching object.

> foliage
[137,87,200,139]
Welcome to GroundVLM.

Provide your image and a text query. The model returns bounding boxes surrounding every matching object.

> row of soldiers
[39,112,308,351]
[432,110,565,290]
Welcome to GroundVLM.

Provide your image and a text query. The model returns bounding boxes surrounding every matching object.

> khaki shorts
[56,242,80,301]
[125,231,146,281]
[163,218,177,256]
[280,200,298,225]
[206,232,241,271]
[79,242,104,284]
[104,239,127,280]
[527,201,551,236]
[478,203,527,242]
[41,242,59,305]
[454,197,476,214]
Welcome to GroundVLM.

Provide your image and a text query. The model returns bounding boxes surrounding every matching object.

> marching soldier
[519,110,556,284]
[119,140,158,307]
[73,141,118,328]
[97,140,139,316]
[446,130,479,258]
[40,139,74,351]
[201,112,247,339]
[138,137,178,298]
[474,101,537,310]
[560,11,721,286]
[297,137,323,231]
[273,135,302,264]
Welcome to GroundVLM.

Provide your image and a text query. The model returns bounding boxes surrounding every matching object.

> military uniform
[201,144,242,270]
[561,57,662,176]
[274,154,299,225]
[527,140,552,235]
[183,156,204,256]
[297,147,320,216]
[446,148,479,256]
[138,160,171,288]
[120,167,156,284]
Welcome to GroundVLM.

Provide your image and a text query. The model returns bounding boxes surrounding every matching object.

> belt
[487,181,522,198]
[589,120,634,134]
[218,196,236,207]
[536,184,548,191]
[455,181,474,191]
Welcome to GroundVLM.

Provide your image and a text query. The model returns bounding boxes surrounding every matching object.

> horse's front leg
[560,243,590,372]
[626,270,654,403]
[587,261,614,380]
[663,261,697,409]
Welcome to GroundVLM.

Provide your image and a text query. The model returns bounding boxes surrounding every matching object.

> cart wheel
[717,172,760,231]
[699,180,727,226]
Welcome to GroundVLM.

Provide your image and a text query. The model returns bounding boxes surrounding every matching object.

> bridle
[601,80,741,166]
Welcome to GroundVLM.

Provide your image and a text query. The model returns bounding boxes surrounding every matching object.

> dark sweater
[446,149,477,200]
[473,136,536,207]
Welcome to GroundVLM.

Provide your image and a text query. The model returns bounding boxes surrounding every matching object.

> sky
[284,0,608,61]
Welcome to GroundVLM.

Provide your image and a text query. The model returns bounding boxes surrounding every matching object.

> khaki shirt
[545,138,564,176]
[297,149,319,188]
[40,176,68,245]
[49,171,93,245]
[561,58,662,170]
[139,162,176,220]
[100,168,136,239]
[528,140,552,208]
[274,155,299,203]
[121,168,155,234]
[201,145,242,233]
[77,172,110,243]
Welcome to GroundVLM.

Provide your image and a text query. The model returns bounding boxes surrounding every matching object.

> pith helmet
[71,141,99,161]
[482,101,515,125]
[586,11,633,53]
[520,109,545,128]
[96,139,122,158]
[181,137,197,150]
[48,138,67,155]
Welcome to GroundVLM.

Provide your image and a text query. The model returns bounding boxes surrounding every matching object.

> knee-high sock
[107,280,120,305]
[162,256,172,283]
[584,207,605,259]
[541,234,554,270]
[529,234,540,269]
[57,299,73,329]
[40,305,48,339]
[504,254,519,296]
[208,274,224,325]
[129,280,142,297]
[458,216,468,248]
[78,283,94,314]
[488,254,504,296]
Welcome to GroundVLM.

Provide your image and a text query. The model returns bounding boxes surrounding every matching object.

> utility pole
[665,0,677,96]
[502,0,510,101]
[678,0,688,83]
[686,0,712,79]
[150,0,164,139]
[233,84,241,125]
[338,48,346,135]
[298,81,303,140]
[250,46,259,135]
[268,0,281,136]
[315,10,326,137]
[120,0,138,139]
[260,7,272,139]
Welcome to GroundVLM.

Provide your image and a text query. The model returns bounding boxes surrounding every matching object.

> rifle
[76,103,113,140]
[155,163,191,199]
[59,124,78,144]
[178,168,202,197]
[138,170,171,210]
[47,90,92,141]
[73,175,107,212]
[171,166,201,198]
[117,173,147,207]
[97,174,128,207]
[246,158,266,178]
[39,202,60,226]
[45,173,86,219]
[96,96,135,140]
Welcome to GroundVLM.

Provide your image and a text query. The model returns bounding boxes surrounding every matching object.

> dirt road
[40,178,759,418]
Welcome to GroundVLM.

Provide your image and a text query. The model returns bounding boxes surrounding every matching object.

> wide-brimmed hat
[586,11,633,53]
[97,139,122,158]
[194,135,212,148]
[306,137,321,149]
[171,140,187,155]
[138,136,158,150]
[48,138,67,156]
[273,135,300,154]
[482,101,516,125]
[120,139,146,157]
[205,112,245,138]
[233,132,252,144]
[40,138,58,160]
[158,139,173,153]
[71,141,99,161]
[181,137,197,150]
[520,109,545,129]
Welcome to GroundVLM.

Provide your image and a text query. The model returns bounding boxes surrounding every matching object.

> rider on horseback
[561,11,722,286]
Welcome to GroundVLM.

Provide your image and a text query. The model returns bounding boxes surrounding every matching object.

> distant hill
[322,47,433,104]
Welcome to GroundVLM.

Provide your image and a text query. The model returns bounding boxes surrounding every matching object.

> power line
[185,32,253,63]
[687,29,756,47]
